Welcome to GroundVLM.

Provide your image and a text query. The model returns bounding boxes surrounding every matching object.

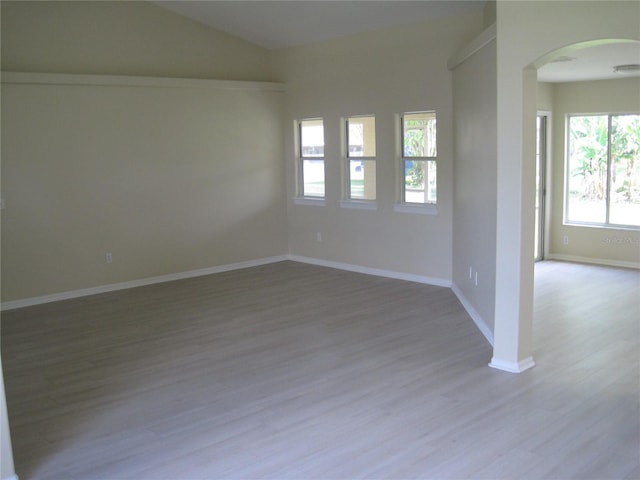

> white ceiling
[153,1,640,83]
[538,42,640,83]
[154,0,486,50]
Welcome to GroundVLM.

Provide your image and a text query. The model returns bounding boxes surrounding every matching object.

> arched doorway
[491,0,639,373]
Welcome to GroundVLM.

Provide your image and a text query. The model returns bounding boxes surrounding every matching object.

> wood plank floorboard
[1,260,639,479]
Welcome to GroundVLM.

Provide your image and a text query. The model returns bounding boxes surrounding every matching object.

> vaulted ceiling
[153,1,486,50]
[153,1,640,83]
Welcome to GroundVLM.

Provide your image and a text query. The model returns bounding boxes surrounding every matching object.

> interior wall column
[490,66,537,373]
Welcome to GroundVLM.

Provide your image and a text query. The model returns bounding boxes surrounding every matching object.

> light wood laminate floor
[2,260,639,479]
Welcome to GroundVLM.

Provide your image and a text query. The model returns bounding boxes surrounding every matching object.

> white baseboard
[3,255,498,355]
[546,254,639,270]
[451,283,494,346]
[289,256,498,348]
[489,356,536,373]
[2,474,19,480]
[286,255,452,288]
[0,256,289,311]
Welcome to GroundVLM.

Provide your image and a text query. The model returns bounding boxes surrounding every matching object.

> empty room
[1,1,639,479]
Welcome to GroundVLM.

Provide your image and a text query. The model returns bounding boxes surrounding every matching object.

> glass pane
[427,160,437,203]
[302,159,325,197]
[609,114,640,226]
[403,112,436,157]
[349,159,376,200]
[404,160,430,203]
[300,119,324,157]
[347,116,376,157]
[566,115,607,223]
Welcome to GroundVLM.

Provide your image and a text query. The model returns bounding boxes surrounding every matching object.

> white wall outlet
[563,235,569,245]
[105,253,113,264]
[316,232,322,242]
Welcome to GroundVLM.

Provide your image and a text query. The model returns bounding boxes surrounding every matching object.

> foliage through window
[299,119,325,198]
[566,114,640,228]
[402,112,437,204]
[346,116,376,201]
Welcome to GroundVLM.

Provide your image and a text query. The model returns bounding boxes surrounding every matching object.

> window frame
[394,111,438,215]
[295,118,326,204]
[564,112,640,230]
[341,115,378,210]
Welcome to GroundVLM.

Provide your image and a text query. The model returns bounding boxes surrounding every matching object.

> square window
[566,113,640,228]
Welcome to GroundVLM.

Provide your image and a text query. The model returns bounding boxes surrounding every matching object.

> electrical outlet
[316,232,322,242]
[563,235,569,245]
[106,253,113,264]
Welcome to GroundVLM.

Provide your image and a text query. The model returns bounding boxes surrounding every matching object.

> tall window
[402,111,437,204]
[566,113,640,228]
[346,115,376,201]
[299,119,325,198]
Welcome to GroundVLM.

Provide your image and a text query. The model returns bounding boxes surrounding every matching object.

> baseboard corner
[488,356,536,374]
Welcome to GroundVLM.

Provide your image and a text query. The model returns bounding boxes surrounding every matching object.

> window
[298,119,325,198]
[401,111,437,205]
[346,115,376,201]
[566,114,640,228]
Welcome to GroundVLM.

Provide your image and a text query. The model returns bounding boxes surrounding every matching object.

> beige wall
[549,78,640,266]
[0,1,286,304]
[537,82,554,112]
[1,76,287,302]
[0,1,487,302]
[274,12,483,282]
[452,36,497,335]
[1,0,273,81]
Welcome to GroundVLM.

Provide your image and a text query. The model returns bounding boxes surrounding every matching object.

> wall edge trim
[0,71,285,91]
[447,22,496,71]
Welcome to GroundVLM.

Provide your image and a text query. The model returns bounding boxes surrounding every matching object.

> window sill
[339,200,378,211]
[563,221,640,232]
[393,203,438,215]
[293,197,326,207]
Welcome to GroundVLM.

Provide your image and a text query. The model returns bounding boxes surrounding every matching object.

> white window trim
[393,203,438,215]
[293,197,326,207]
[564,112,640,230]
[400,111,438,207]
[297,118,325,200]
[340,199,378,210]
[345,115,377,203]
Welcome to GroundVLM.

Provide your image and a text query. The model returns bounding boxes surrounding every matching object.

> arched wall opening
[491,0,639,374]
